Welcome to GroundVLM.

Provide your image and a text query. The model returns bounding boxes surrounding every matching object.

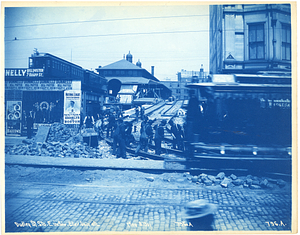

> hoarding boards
[5,80,73,91]
[6,101,22,135]
[64,90,81,124]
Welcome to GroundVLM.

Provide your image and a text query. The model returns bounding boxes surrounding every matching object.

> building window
[282,24,291,60]
[249,24,265,59]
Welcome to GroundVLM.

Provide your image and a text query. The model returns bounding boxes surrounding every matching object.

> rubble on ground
[183,171,287,190]
[47,123,78,143]
[5,123,117,159]
[5,140,116,159]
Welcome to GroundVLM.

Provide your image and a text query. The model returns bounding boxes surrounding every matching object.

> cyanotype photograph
[2,1,296,234]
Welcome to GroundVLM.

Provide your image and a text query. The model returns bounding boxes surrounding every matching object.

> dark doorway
[23,91,64,123]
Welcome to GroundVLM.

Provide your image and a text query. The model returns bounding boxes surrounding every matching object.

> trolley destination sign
[5,68,44,77]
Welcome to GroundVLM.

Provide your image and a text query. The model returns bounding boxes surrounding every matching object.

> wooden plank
[35,125,51,143]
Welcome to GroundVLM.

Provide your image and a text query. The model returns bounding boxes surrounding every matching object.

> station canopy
[118,85,138,94]
[106,77,162,85]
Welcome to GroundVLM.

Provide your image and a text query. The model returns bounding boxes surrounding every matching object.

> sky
[4,3,209,81]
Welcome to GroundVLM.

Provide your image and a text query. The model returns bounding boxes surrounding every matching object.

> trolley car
[184,74,292,174]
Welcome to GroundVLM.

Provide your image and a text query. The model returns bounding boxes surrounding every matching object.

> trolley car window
[249,23,265,60]
[282,24,291,60]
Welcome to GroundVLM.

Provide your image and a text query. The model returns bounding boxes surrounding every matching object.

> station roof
[107,77,162,85]
[99,59,143,70]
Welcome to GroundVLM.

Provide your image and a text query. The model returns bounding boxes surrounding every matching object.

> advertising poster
[6,101,22,135]
[63,90,81,124]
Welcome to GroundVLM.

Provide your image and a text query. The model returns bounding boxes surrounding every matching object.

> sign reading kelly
[5,68,44,77]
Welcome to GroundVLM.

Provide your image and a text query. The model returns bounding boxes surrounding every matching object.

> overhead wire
[5,26,290,42]
[5,14,209,28]
[4,29,208,42]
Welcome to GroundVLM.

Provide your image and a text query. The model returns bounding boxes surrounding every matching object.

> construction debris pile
[5,139,116,159]
[47,123,78,142]
[183,172,287,190]
[5,123,116,159]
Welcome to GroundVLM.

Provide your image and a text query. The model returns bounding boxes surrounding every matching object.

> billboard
[6,101,22,135]
[63,90,81,124]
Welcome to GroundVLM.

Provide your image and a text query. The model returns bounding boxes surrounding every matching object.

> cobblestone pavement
[5,180,292,233]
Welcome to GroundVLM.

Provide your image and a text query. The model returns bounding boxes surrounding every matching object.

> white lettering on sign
[5,68,44,77]
[264,99,291,109]
[27,72,44,77]
[273,99,291,108]
[27,69,43,73]
[5,80,77,91]
[5,69,27,77]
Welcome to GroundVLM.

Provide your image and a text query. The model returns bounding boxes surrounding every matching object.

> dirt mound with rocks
[5,123,117,159]
[184,172,288,190]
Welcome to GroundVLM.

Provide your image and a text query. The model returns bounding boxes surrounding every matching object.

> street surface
[5,165,292,233]
[4,101,293,233]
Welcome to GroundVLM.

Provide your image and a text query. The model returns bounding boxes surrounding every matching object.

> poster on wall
[6,101,22,135]
[63,90,81,124]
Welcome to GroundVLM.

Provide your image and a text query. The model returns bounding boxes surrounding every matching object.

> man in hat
[84,112,95,128]
[26,110,35,139]
[154,120,166,155]
[135,120,148,156]
[112,118,120,155]
[145,119,154,146]
[182,199,217,231]
[117,118,126,158]
[106,112,116,138]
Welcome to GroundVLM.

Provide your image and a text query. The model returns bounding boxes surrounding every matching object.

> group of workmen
[82,105,186,158]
